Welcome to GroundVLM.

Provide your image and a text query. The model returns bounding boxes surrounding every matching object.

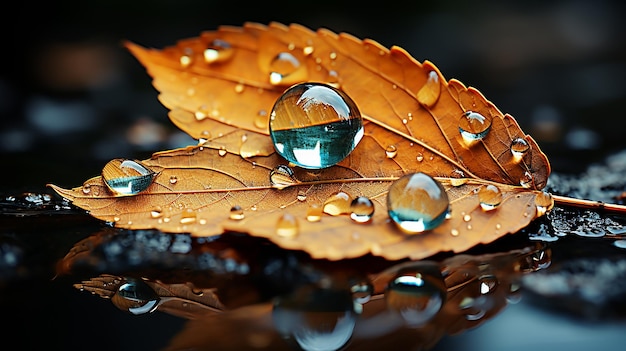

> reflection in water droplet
[416,70,441,107]
[203,39,234,64]
[535,191,554,217]
[520,171,533,188]
[102,159,156,196]
[269,83,364,169]
[273,286,356,351]
[385,145,398,158]
[112,278,160,315]
[385,261,446,327]
[459,111,491,144]
[387,173,450,233]
[350,196,374,223]
[306,204,323,222]
[323,191,353,216]
[270,165,298,189]
[478,184,502,211]
[510,137,530,162]
[276,213,299,238]
[229,205,245,220]
[269,52,306,85]
[350,196,375,223]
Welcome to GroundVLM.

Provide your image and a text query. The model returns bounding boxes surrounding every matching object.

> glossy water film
[387,172,450,233]
[102,159,156,196]
[269,82,364,169]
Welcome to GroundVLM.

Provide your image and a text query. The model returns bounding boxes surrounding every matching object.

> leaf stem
[552,194,626,214]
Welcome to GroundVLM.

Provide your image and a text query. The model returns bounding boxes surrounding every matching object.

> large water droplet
[270,165,298,189]
[350,196,375,223]
[276,213,299,238]
[112,277,160,315]
[323,191,353,216]
[535,191,554,217]
[478,184,502,211]
[385,261,446,327]
[416,70,441,107]
[102,159,156,196]
[387,173,450,233]
[203,39,234,64]
[269,82,364,169]
[510,137,530,162]
[458,111,491,144]
[269,52,307,85]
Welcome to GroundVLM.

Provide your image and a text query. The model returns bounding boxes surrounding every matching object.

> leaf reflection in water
[59,229,550,351]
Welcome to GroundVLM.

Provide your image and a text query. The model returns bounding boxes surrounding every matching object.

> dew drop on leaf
[150,206,163,219]
[520,171,533,188]
[203,39,234,64]
[385,262,446,327]
[387,173,450,233]
[112,278,160,315]
[535,191,554,217]
[268,52,306,85]
[218,146,227,157]
[102,159,156,196]
[323,191,353,216]
[306,204,323,222]
[269,82,364,169]
[510,137,530,162]
[416,70,441,107]
[478,275,498,294]
[229,205,245,220]
[276,212,299,238]
[458,111,491,144]
[270,164,298,189]
[385,145,398,158]
[180,208,197,224]
[478,184,502,211]
[350,196,375,223]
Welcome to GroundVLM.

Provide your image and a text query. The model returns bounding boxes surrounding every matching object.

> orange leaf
[49,22,554,261]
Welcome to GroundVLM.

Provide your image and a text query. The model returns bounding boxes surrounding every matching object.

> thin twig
[552,194,626,213]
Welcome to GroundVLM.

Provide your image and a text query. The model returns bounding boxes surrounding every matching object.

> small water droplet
[510,137,530,162]
[270,165,298,189]
[387,173,450,233]
[229,205,245,220]
[169,176,178,184]
[478,275,498,294]
[535,191,554,216]
[180,208,197,224]
[416,153,424,162]
[350,196,375,223]
[150,207,163,219]
[269,52,306,85]
[478,184,502,211]
[385,262,446,327]
[203,39,234,64]
[303,45,314,55]
[459,111,491,144]
[254,109,268,129]
[306,204,323,222]
[416,70,441,107]
[385,145,398,158]
[450,229,459,236]
[449,170,468,186]
[297,191,307,202]
[276,213,299,238]
[82,184,91,194]
[269,82,364,169]
[102,159,156,196]
[463,214,471,222]
[218,147,227,157]
[520,171,533,188]
[179,48,193,68]
[234,83,244,93]
[323,191,353,216]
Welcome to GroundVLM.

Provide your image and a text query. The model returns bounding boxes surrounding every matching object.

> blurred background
[1,0,625,194]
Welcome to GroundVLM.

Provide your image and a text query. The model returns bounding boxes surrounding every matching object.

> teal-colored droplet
[102,159,156,196]
[269,82,364,169]
[387,172,449,233]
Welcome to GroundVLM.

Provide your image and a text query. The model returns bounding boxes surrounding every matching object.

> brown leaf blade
[50,22,553,260]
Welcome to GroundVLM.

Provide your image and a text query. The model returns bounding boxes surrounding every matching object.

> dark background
[1,1,625,350]
[1,0,625,194]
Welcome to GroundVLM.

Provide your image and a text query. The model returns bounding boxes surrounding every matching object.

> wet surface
[1,1,626,350]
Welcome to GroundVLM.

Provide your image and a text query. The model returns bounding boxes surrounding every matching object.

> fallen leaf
[49,22,557,261]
